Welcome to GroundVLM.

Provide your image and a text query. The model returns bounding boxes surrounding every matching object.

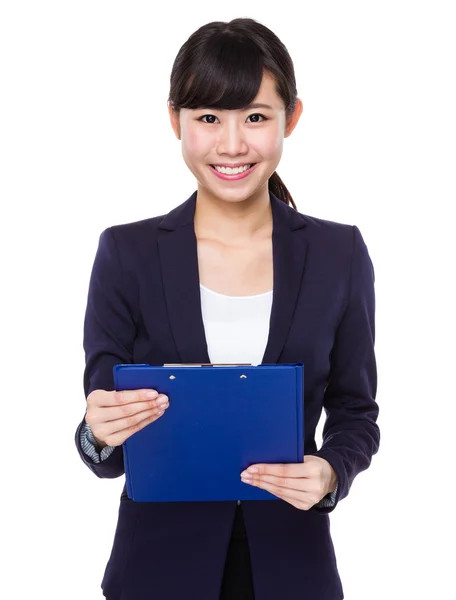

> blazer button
[237,500,241,505]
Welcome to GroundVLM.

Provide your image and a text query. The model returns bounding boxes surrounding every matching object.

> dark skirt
[219,503,255,600]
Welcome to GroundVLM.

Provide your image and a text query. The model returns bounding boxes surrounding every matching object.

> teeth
[214,164,252,175]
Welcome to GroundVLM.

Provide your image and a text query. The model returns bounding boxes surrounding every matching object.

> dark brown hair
[168,18,299,210]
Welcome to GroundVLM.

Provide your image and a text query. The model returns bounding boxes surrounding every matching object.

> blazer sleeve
[311,225,380,513]
[74,226,137,479]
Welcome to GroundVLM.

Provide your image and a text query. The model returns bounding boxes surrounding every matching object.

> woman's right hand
[85,389,170,449]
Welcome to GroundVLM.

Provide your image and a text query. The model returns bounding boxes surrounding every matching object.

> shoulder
[299,210,353,234]
[93,214,166,272]
[295,209,358,250]
[291,207,372,271]
[98,213,167,258]
[106,213,165,241]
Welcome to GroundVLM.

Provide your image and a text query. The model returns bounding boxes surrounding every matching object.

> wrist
[94,435,108,450]
[318,457,337,495]
[327,470,337,494]
[85,422,108,450]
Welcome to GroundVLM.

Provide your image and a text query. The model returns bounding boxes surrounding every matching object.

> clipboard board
[114,362,304,502]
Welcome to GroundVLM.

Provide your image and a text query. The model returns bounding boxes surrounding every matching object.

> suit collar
[157,190,309,365]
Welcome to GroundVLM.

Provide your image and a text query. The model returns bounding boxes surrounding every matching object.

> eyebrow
[195,102,274,112]
[243,102,274,110]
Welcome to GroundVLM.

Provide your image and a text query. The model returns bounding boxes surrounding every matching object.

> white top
[199,283,273,366]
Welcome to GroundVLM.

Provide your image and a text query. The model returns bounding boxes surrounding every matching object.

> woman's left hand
[240,455,337,510]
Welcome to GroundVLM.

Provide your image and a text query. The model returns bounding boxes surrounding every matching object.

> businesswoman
[75,17,380,600]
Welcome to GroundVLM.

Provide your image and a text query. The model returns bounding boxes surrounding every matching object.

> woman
[75,17,380,600]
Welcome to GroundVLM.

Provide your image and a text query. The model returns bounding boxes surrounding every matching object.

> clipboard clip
[162,363,252,367]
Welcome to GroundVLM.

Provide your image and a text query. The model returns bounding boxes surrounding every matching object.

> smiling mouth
[209,163,256,171]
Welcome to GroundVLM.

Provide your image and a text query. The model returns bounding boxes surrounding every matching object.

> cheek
[182,126,210,159]
[182,137,198,160]
[251,128,283,158]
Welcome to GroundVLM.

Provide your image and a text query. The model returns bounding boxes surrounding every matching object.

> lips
[208,163,258,181]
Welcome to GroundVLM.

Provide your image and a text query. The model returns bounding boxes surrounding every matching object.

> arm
[311,225,380,513]
[74,226,137,479]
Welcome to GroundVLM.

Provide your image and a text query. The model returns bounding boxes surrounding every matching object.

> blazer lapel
[158,190,309,365]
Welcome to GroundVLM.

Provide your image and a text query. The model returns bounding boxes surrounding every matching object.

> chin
[204,188,264,205]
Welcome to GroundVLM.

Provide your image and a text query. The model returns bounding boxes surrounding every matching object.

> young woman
[75,17,380,600]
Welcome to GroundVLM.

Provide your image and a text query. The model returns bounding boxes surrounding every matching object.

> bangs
[175,35,266,111]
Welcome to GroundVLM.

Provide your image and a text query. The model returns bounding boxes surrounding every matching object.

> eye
[247,113,268,123]
[197,113,268,124]
[198,114,218,124]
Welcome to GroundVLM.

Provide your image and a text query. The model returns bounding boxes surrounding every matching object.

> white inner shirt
[200,283,273,366]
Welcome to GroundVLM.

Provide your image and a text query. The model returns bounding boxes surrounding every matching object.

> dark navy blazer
[75,190,380,600]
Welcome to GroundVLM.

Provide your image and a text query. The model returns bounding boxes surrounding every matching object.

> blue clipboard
[114,362,304,502]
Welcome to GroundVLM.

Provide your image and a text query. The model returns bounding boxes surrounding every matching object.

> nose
[216,121,249,157]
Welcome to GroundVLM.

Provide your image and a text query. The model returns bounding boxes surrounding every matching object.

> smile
[209,163,257,180]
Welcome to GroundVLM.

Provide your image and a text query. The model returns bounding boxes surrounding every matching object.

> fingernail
[146,391,158,399]
[157,397,169,407]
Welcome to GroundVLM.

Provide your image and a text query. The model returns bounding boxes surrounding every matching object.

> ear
[168,102,181,140]
[284,98,303,138]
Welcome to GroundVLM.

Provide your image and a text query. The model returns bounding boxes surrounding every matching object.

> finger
[241,473,308,493]
[92,395,169,424]
[97,405,166,439]
[103,408,167,446]
[245,462,308,479]
[100,389,161,407]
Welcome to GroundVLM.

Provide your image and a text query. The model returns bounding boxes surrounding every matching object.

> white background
[1,1,455,599]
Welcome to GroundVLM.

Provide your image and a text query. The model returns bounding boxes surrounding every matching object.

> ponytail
[268,171,297,210]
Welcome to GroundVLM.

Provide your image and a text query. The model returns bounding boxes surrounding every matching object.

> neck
[194,185,273,243]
